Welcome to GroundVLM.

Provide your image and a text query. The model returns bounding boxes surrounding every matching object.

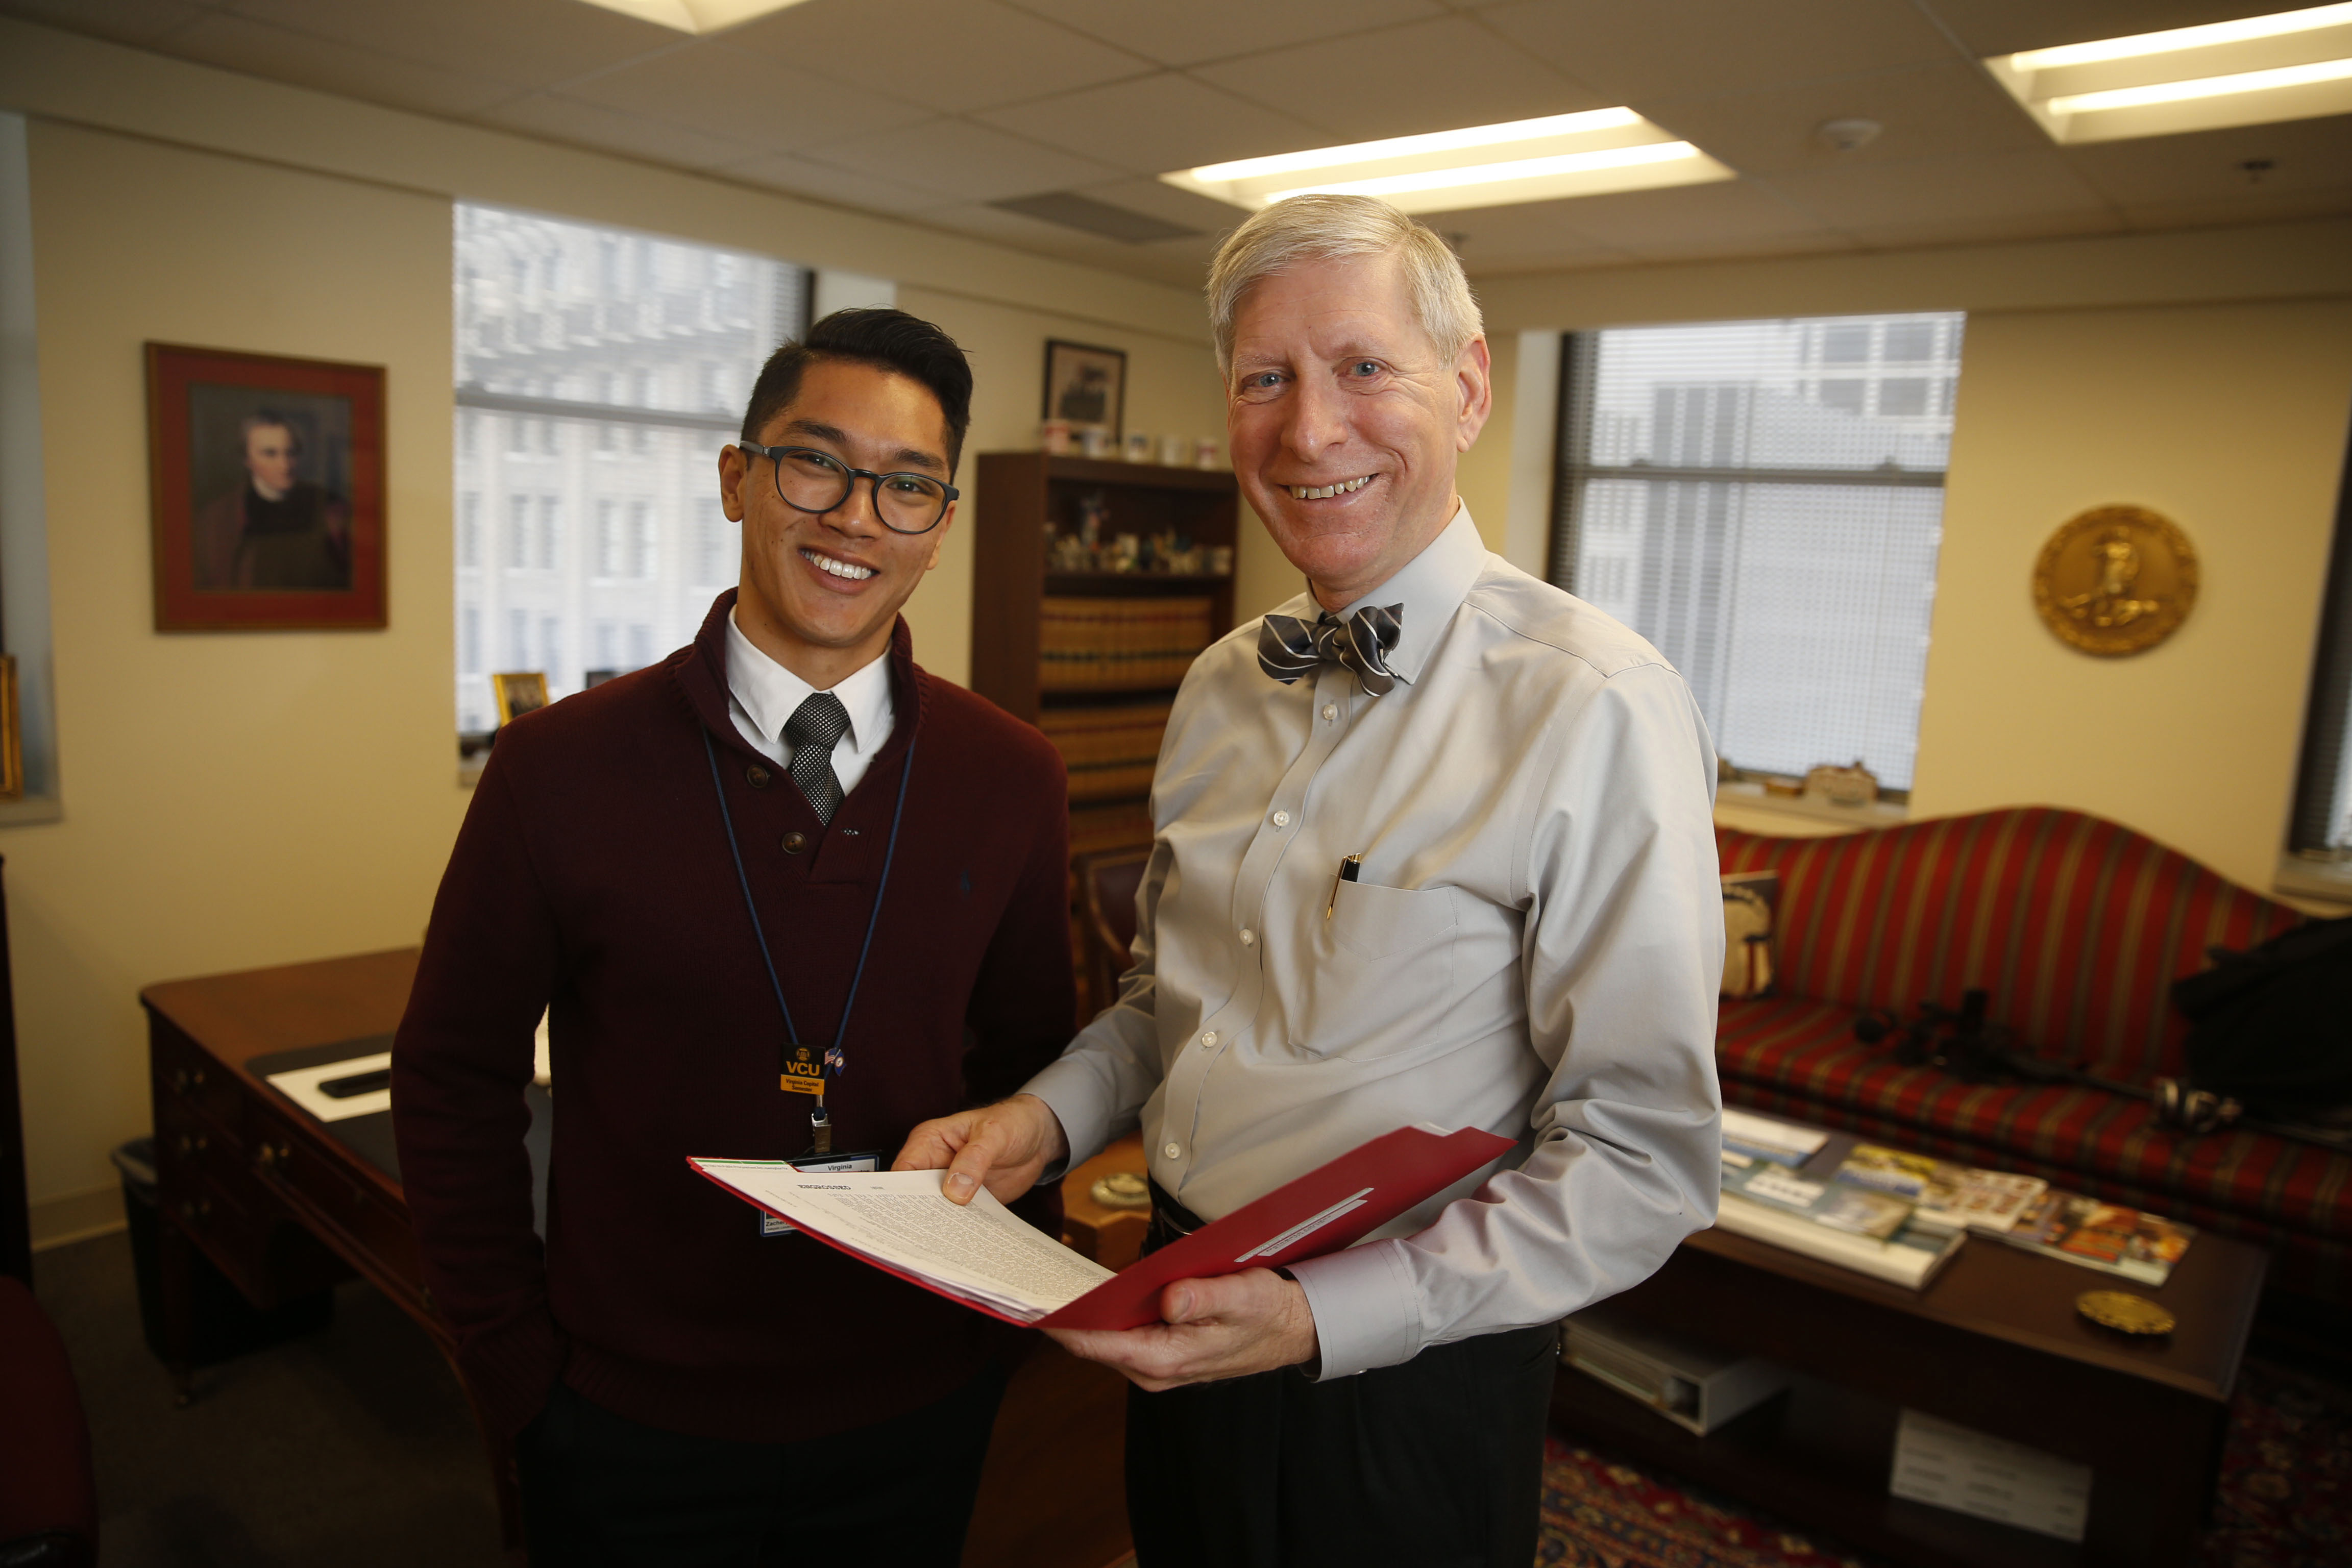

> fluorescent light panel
[1164,110,1732,215]
[1987,5,2352,142]
[573,0,810,34]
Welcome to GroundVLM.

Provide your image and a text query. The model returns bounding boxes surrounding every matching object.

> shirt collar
[1326,503,1488,687]
[724,608,893,753]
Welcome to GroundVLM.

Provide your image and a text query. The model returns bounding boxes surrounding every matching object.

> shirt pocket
[1295,882,1459,1060]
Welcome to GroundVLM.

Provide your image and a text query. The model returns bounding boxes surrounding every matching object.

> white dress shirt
[1022,508,1725,1379]
[724,608,894,796]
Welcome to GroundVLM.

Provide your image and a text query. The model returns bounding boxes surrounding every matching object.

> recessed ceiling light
[1987,4,2352,142]
[573,0,813,34]
[1162,110,1733,216]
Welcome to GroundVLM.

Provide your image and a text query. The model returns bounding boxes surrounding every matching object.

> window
[1551,312,1967,794]
[453,203,807,734]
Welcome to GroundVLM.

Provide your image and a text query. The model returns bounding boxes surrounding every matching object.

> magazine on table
[1720,1107,1830,1168]
[1715,1147,1964,1289]
[1998,1192,2195,1287]
[1833,1144,2049,1236]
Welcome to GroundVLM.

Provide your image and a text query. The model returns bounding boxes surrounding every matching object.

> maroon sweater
[392,594,1074,1443]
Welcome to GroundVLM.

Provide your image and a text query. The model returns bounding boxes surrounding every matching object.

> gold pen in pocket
[1326,853,1364,919]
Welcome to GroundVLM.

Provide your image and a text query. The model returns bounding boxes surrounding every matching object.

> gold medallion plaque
[2032,506,2198,657]
[2076,1290,2176,1337]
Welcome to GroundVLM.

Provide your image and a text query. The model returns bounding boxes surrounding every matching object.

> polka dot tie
[783,691,851,825]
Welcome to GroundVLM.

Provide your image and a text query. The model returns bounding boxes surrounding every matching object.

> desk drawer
[152,1022,249,1140]
[243,1107,423,1298]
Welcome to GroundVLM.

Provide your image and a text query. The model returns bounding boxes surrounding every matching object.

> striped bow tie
[1257,604,1405,696]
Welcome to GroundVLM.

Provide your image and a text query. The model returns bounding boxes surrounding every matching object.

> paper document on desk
[692,1122,1513,1330]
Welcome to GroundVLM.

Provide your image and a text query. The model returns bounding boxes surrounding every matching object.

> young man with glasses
[394,309,1074,1564]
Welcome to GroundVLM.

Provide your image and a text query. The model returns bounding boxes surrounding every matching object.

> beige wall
[17,122,468,1222]
[1913,298,2352,887]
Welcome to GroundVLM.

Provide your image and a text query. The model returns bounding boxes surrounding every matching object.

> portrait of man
[189,405,353,591]
[146,343,385,630]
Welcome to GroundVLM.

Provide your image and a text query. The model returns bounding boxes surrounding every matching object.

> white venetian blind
[452,204,807,734]
[1553,312,1965,792]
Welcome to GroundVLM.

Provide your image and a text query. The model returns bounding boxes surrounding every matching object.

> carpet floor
[1537,1357,2352,1568]
[34,1227,2351,1567]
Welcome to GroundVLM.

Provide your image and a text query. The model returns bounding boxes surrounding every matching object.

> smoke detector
[1816,118,1884,153]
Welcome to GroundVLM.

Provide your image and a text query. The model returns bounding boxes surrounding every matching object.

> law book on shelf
[1833,1144,2048,1236]
[691,1123,1512,1330]
[1998,1191,2194,1287]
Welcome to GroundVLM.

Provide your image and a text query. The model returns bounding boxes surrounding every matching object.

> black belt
[1145,1178,1205,1257]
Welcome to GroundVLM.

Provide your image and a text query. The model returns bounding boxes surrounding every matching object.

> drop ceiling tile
[1193,15,1604,140]
[975,71,1328,174]
[223,0,677,91]
[1640,61,2047,177]
[1069,175,1252,235]
[1002,0,1443,68]
[910,202,1218,289]
[1842,208,2128,249]
[2062,116,2352,207]
[721,151,951,214]
[2119,189,2352,232]
[165,12,521,117]
[1533,177,1834,252]
[1482,0,1961,106]
[0,0,213,48]
[1620,229,1865,264]
[1915,0,2268,59]
[1431,200,1638,270]
[798,116,1128,202]
[1766,147,2114,227]
[726,0,1152,114]
[562,44,929,154]
[479,92,765,172]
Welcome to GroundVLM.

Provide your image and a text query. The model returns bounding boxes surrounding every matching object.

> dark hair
[739,308,974,474]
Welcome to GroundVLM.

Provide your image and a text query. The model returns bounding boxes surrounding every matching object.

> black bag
[2173,915,2352,1122]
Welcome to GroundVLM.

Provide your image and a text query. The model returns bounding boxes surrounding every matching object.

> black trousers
[1123,1320,1556,1568]
[515,1361,1007,1567]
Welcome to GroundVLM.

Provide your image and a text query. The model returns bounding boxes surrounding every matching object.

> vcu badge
[780,1044,825,1095]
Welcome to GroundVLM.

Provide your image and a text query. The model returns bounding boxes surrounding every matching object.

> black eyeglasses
[738,443,957,536]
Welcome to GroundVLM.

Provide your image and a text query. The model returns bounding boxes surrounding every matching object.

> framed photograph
[145,342,386,632]
[493,672,550,726]
[1043,340,1126,445]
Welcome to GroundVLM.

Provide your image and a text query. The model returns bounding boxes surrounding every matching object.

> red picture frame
[146,342,386,631]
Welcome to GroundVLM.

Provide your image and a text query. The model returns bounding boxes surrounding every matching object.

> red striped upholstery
[1715,807,2346,1301]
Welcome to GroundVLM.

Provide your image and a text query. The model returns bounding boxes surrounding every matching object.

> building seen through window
[453,203,807,737]
[1553,312,1966,793]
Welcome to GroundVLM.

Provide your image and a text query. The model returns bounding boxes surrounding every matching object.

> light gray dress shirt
[723,608,893,795]
[1022,508,1725,1379]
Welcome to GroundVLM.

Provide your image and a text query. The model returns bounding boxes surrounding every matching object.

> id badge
[758,1149,884,1237]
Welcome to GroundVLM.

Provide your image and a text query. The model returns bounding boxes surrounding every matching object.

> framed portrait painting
[146,342,386,631]
[1042,340,1126,445]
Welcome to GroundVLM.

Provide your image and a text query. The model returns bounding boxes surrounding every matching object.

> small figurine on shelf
[1110,533,1141,572]
[1077,493,1107,556]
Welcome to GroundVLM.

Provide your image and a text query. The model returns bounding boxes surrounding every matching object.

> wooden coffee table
[1551,1132,2266,1568]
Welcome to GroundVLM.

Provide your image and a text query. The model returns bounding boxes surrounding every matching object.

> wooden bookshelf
[971,452,1239,869]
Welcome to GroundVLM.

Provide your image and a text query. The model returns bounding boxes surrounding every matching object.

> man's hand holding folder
[893,1091,1322,1388]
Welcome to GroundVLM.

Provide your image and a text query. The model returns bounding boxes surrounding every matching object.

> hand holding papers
[692,1122,1514,1331]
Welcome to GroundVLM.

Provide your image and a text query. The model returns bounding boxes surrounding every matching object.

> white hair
[1205,194,1483,380]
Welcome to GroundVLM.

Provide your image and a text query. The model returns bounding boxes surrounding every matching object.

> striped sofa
[1717,806,2346,1302]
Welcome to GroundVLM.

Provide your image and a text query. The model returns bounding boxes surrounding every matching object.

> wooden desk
[142,948,1143,1568]
[1551,1197,2266,1568]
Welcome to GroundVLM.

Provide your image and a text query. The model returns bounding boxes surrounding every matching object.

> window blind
[452,204,807,733]
[2289,422,2352,854]
[1553,313,1964,793]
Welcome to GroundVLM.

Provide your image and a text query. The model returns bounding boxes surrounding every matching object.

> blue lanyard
[703,721,916,1153]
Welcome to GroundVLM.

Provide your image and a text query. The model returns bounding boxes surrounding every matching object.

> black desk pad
[248,1034,552,1235]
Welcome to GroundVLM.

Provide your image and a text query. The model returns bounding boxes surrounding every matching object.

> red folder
[1039,1123,1514,1331]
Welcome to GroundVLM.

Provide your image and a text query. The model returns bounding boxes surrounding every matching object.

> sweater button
[747,764,772,788]
[781,831,808,854]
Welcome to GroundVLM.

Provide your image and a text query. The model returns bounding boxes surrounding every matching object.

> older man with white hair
[899,194,1724,1565]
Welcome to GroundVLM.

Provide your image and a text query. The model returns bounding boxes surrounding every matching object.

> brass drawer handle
[179,1196,213,1222]
[254,1140,293,1173]
[167,1066,208,1094]
[174,1133,209,1157]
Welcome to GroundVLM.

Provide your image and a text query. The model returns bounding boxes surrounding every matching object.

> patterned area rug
[1537,1358,2352,1568]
